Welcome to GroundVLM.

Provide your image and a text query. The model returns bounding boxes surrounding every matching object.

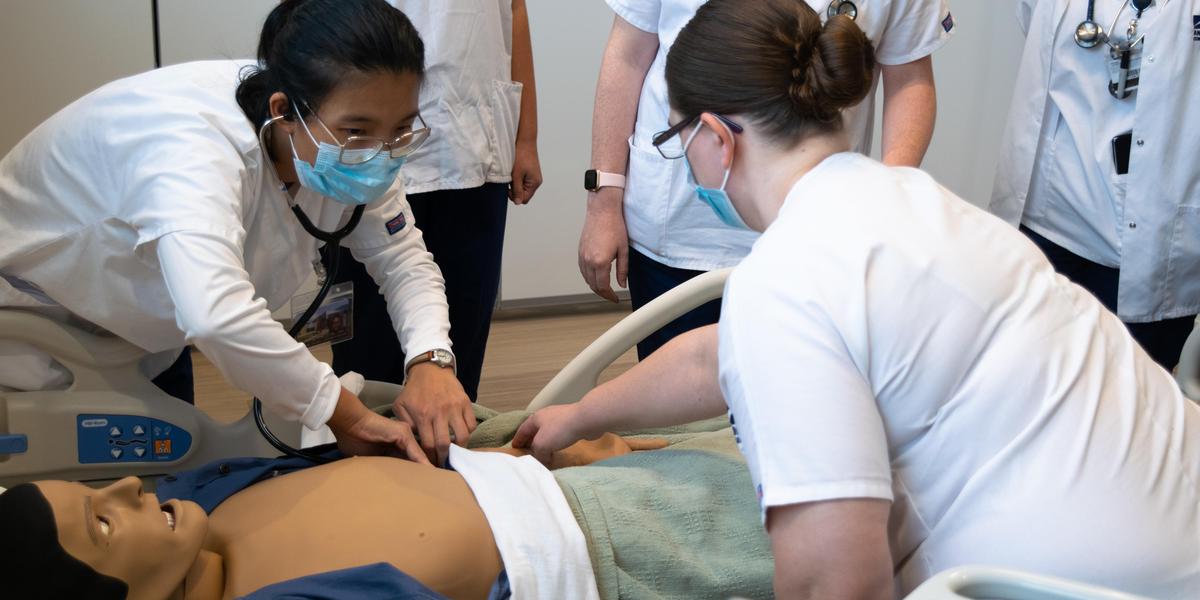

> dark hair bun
[788,14,876,123]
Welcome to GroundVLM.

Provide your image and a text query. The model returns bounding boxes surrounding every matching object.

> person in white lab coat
[992,0,1200,369]
[578,0,955,360]
[0,0,474,465]
[515,1,1200,596]
[328,0,541,408]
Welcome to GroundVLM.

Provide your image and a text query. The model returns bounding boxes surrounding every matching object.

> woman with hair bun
[0,0,475,465]
[516,0,1200,597]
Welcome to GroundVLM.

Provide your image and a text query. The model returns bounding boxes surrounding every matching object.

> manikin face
[36,477,207,599]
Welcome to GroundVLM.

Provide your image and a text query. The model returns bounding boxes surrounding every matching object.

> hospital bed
[0,269,1192,598]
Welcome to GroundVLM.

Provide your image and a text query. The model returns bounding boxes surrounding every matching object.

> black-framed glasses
[651,113,743,159]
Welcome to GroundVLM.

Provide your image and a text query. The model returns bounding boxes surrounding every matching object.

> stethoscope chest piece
[828,0,858,20]
[1074,19,1106,48]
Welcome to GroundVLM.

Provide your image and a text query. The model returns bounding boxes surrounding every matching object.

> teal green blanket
[467,408,774,600]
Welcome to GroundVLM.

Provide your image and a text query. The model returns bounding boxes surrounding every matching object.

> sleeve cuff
[299,364,342,431]
[875,28,954,67]
[605,0,658,33]
[759,480,894,524]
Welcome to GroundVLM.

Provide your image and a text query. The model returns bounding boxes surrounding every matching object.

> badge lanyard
[1076,0,1156,99]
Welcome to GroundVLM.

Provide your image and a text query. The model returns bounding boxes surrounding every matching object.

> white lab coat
[0,61,451,430]
[388,0,523,194]
[607,0,955,271]
[992,0,1200,322]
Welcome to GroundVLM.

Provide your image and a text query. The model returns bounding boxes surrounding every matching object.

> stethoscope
[253,114,365,463]
[1075,0,1154,49]
[827,0,858,20]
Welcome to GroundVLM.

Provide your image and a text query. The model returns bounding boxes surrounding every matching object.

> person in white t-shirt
[516,1,1200,596]
[578,0,955,360]
[0,0,473,464]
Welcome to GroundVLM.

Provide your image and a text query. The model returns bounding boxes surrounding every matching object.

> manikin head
[0,477,207,599]
[658,0,877,231]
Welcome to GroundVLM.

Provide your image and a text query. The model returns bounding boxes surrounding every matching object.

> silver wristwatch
[405,348,456,377]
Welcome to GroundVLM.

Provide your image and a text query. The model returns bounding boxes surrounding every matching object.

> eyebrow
[84,496,101,546]
[334,111,421,127]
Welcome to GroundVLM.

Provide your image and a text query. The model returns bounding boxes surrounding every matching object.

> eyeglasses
[651,113,743,160]
[298,101,432,165]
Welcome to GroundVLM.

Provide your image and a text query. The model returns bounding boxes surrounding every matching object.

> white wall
[0,0,154,154]
[156,0,276,65]
[870,1,1025,208]
[498,0,616,302]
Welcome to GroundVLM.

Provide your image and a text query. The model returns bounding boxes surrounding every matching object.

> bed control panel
[77,415,192,464]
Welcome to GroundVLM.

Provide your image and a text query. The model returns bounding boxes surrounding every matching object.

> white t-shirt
[389,0,522,194]
[719,152,1200,596]
[606,0,955,271]
[0,61,451,429]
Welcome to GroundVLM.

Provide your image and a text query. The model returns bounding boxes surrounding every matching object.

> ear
[698,113,736,170]
[267,92,296,134]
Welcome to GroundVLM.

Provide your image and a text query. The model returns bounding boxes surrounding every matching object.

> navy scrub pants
[1021,225,1196,369]
[328,183,509,401]
[627,247,724,361]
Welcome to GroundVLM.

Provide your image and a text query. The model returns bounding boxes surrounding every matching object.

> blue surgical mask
[687,161,749,230]
[290,111,406,206]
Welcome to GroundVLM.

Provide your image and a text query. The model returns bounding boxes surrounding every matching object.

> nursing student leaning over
[0,0,473,464]
[515,0,1200,597]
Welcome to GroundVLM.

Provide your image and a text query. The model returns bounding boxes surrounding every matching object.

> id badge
[1107,42,1142,99]
[291,281,354,347]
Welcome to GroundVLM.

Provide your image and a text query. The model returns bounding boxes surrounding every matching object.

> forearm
[588,17,658,211]
[157,232,341,429]
[577,324,725,435]
[353,224,451,361]
[880,57,937,167]
[511,0,537,145]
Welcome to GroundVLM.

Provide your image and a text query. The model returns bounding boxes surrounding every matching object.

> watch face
[432,349,453,365]
[584,169,598,191]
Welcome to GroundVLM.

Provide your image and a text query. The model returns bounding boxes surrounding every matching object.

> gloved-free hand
[511,404,598,466]
[326,389,429,465]
[392,363,476,465]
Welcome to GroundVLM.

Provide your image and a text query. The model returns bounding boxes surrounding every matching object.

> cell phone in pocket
[1112,131,1132,175]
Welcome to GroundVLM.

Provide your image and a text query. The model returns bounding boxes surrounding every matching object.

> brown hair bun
[789,14,876,123]
[666,0,877,145]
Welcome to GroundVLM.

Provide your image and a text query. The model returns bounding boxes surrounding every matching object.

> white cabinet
[0,0,154,154]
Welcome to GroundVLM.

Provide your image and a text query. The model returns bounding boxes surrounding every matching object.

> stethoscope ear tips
[1074,20,1106,49]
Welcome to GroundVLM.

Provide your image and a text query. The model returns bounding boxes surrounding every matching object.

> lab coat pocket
[487,80,524,179]
[1165,205,1200,310]
[624,137,670,253]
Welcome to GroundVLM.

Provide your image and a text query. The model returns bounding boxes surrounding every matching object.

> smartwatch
[584,169,626,192]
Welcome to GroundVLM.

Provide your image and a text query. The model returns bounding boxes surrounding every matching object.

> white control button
[111,448,123,459]
[109,426,122,437]
[133,425,146,436]
[133,447,146,457]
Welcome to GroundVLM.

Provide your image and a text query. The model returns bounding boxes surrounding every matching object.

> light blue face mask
[686,159,749,230]
[290,109,406,206]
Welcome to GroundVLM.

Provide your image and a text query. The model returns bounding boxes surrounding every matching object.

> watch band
[404,349,456,377]
[584,169,626,192]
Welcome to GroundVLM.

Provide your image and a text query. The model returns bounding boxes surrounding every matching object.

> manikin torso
[199,456,503,599]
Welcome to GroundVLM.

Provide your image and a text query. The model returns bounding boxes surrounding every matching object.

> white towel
[449,445,600,600]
